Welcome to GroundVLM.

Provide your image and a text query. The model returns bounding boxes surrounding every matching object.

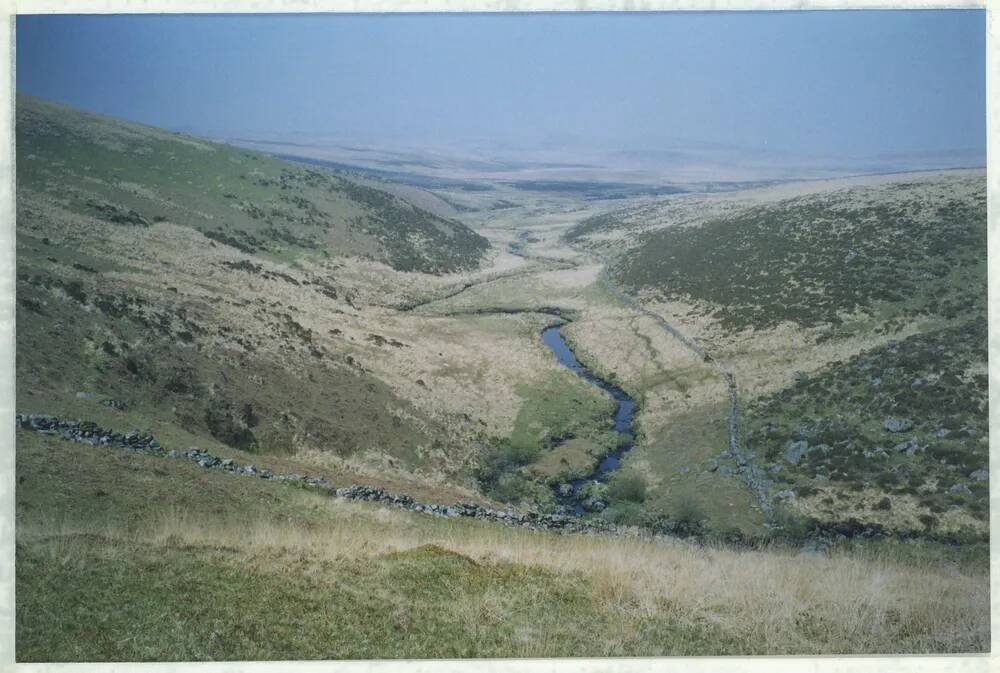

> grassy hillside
[18,95,489,273]
[14,95,504,479]
[746,317,988,537]
[16,430,988,660]
[608,176,985,332]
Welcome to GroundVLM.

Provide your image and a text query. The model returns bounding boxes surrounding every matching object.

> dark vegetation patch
[476,443,542,504]
[85,199,151,227]
[507,180,686,201]
[204,228,266,254]
[366,333,407,348]
[563,212,623,242]
[204,398,258,451]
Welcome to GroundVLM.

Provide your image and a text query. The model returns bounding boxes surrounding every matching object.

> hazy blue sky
[17,11,985,159]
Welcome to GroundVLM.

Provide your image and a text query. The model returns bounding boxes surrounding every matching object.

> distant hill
[572,172,986,333]
[17,95,489,274]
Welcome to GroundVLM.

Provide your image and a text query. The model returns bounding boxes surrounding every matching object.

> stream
[540,325,637,514]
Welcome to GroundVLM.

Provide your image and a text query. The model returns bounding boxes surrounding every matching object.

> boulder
[783,439,810,464]
[969,469,988,481]
[884,417,914,433]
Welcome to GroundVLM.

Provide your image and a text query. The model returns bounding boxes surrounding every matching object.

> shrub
[475,442,542,502]
[489,472,535,503]
[600,502,647,527]
[673,495,705,528]
[771,504,813,543]
[606,472,647,503]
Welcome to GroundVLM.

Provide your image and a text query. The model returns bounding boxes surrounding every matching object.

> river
[540,324,637,513]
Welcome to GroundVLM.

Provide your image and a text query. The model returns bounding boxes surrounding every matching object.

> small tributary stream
[540,325,637,513]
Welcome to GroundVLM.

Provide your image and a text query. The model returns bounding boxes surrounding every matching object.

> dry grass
[22,496,986,655]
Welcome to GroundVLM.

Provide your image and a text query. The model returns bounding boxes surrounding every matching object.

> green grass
[508,378,616,461]
[18,541,677,661]
[636,400,768,537]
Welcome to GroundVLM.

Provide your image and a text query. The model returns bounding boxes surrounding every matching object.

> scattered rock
[783,439,810,464]
[883,417,914,433]
[775,490,795,500]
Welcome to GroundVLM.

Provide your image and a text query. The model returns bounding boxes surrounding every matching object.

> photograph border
[0,1,995,671]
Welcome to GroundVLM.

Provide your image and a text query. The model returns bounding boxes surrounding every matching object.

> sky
[16,11,986,165]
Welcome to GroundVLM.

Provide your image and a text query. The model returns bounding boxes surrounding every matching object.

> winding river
[541,325,638,513]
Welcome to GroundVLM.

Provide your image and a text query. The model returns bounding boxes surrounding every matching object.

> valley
[13,96,990,659]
